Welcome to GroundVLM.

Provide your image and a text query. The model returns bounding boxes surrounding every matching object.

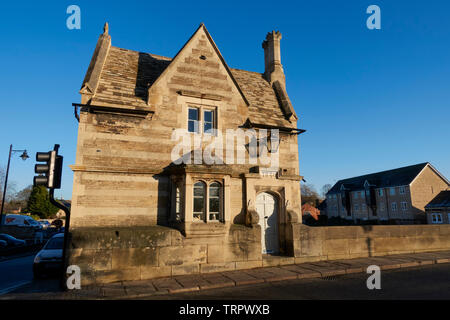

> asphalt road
[0,254,35,295]
[151,263,450,300]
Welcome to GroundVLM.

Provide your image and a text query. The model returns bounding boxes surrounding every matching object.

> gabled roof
[327,162,431,194]
[83,24,296,127]
[425,191,450,209]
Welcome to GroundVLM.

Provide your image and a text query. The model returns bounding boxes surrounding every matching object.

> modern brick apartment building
[68,23,306,284]
[324,163,449,224]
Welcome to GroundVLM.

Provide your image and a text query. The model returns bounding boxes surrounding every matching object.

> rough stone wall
[68,224,261,285]
[293,224,450,263]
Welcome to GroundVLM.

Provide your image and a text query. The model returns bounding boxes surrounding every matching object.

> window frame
[192,180,223,223]
[399,186,406,195]
[187,105,217,135]
[391,202,397,212]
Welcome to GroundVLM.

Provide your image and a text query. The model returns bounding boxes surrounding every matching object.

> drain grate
[320,275,339,281]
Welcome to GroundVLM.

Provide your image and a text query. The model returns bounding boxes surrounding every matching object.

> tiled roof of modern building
[425,190,450,209]
[327,162,430,194]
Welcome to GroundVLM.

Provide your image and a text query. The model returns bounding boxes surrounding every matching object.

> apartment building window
[379,202,385,211]
[391,202,397,212]
[399,186,406,195]
[390,187,396,196]
[359,191,364,198]
[401,202,408,211]
[431,213,443,224]
[354,204,359,212]
[353,192,358,200]
[362,203,366,212]
[378,189,383,197]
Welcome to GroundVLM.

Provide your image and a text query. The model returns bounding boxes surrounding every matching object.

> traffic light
[33,144,63,189]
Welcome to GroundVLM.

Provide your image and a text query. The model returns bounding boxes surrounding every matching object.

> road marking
[0,281,32,295]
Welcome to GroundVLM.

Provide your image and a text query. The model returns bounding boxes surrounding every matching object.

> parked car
[0,233,26,247]
[33,233,64,278]
[0,240,7,248]
[38,220,51,229]
[4,214,41,230]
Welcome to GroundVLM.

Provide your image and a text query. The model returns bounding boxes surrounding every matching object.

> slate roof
[425,191,450,209]
[327,162,430,194]
[91,46,294,127]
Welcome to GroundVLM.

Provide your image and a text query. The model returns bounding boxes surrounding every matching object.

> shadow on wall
[361,225,373,257]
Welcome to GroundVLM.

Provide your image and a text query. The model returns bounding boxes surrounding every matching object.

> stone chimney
[262,31,285,88]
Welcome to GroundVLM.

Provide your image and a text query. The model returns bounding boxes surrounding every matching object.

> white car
[33,233,64,278]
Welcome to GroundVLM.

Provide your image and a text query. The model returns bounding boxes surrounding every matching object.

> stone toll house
[69,23,306,284]
[68,24,450,285]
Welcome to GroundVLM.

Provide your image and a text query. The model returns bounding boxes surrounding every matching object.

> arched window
[193,181,206,221]
[208,182,221,221]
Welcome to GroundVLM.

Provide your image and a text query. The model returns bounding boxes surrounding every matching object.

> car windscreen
[45,237,64,250]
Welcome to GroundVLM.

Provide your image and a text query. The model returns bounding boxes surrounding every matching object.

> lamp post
[0,144,29,227]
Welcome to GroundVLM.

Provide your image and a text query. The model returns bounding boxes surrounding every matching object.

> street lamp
[0,144,29,227]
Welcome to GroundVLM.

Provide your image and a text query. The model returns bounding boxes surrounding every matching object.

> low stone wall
[293,224,450,263]
[68,224,450,285]
[68,224,262,285]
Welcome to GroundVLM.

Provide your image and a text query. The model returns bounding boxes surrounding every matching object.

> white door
[256,192,279,254]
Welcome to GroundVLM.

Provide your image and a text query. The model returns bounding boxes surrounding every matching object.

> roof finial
[103,22,109,35]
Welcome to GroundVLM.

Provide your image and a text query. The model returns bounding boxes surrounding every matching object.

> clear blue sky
[0,0,449,199]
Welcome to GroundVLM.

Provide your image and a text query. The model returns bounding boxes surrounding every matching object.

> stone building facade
[68,23,305,284]
[324,163,450,224]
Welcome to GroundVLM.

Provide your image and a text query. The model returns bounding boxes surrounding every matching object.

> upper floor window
[203,110,215,133]
[378,189,383,197]
[188,106,216,134]
[401,201,408,211]
[390,187,396,196]
[391,202,397,211]
[399,186,406,194]
[188,107,200,133]
[353,192,358,200]
[354,204,359,212]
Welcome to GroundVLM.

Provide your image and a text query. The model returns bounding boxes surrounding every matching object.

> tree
[26,185,59,219]
[301,183,321,206]
[321,184,332,198]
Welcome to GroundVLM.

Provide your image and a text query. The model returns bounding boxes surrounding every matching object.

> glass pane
[209,184,220,196]
[204,122,212,133]
[194,198,204,213]
[204,110,212,122]
[194,186,204,197]
[209,197,219,213]
[188,120,195,133]
[209,213,219,221]
[189,108,198,120]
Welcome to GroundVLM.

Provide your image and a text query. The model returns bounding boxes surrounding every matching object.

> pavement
[2,250,450,300]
